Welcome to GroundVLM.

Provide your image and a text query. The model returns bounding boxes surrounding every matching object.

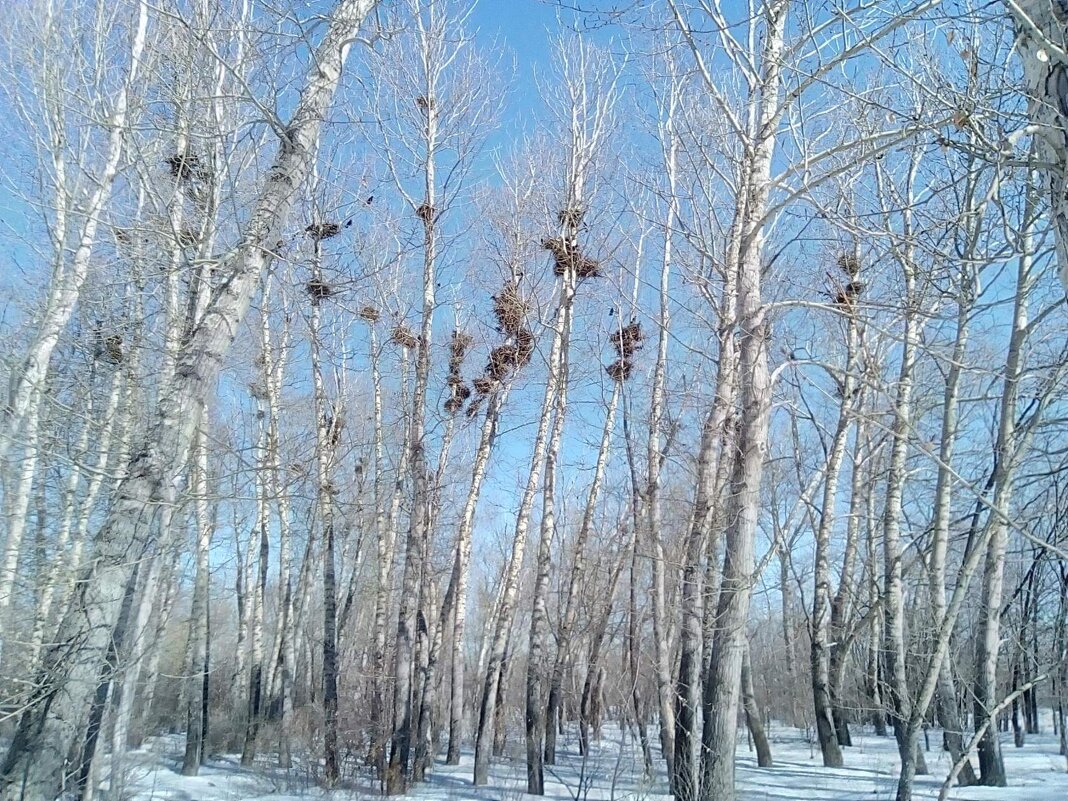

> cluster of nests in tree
[828,252,864,307]
[605,320,643,383]
[542,236,602,279]
[166,152,212,183]
[464,281,537,417]
[444,330,473,415]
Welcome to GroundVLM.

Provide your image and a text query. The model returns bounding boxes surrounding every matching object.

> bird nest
[178,228,198,248]
[416,95,436,112]
[837,253,860,278]
[450,333,472,360]
[306,279,333,303]
[543,237,601,278]
[166,152,204,182]
[96,334,123,364]
[444,381,472,415]
[832,280,864,307]
[359,305,381,323]
[416,203,436,223]
[605,359,633,383]
[611,321,644,359]
[515,327,534,366]
[306,222,341,241]
[492,284,528,335]
[473,375,497,395]
[391,325,419,349]
[486,345,520,381]
[557,207,585,228]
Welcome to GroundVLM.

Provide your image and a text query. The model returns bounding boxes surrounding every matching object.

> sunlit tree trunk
[700,7,786,800]
[810,254,860,770]
[182,430,213,775]
[973,183,1036,789]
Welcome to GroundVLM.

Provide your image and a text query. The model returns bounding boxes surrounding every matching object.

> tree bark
[700,5,786,800]
[182,431,213,775]
[742,644,772,767]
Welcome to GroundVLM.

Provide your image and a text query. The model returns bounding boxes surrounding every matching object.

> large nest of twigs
[166,152,204,182]
[416,203,436,223]
[444,381,472,415]
[611,320,644,359]
[542,237,602,278]
[832,280,864,307]
[576,257,602,278]
[515,327,535,366]
[416,95,436,112]
[557,207,585,228]
[306,279,333,304]
[492,284,528,335]
[178,228,198,248]
[444,330,473,415]
[449,331,473,366]
[96,334,123,364]
[473,375,497,396]
[486,345,520,381]
[359,305,380,323]
[605,358,632,383]
[391,325,419,349]
[306,222,341,241]
[837,252,860,278]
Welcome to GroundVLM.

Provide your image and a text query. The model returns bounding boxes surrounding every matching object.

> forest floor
[115,722,1068,801]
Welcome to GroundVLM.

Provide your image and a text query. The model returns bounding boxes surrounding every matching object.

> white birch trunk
[701,6,787,798]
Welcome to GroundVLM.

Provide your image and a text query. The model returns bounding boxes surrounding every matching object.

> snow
[115,723,1068,801]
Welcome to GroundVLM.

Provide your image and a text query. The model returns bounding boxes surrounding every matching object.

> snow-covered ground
[115,723,1068,801]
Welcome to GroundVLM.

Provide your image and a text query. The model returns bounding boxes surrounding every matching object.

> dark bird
[365,195,374,205]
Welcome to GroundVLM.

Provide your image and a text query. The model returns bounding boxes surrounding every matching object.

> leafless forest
[1,2,1067,801]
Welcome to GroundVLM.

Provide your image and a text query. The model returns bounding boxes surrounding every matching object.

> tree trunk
[810,257,859,770]
[525,276,574,795]
[386,64,439,790]
[182,431,213,775]
[700,6,786,801]
[446,389,507,764]
[925,259,979,787]
[241,395,271,766]
[741,645,772,767]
